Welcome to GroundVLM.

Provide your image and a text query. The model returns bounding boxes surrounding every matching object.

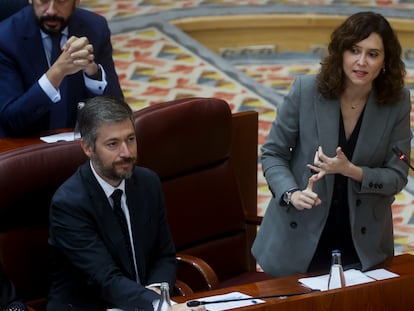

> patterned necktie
[50,33,62,64]
[111,189,137,281]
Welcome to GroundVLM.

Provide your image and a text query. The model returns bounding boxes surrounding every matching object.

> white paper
[187,291,265,311]
[299,268,379,291]
[342,269,376,286]
[364,268,399,280]
[40,132,76,143]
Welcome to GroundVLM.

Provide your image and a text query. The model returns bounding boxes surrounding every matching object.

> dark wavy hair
[317,11,405,105]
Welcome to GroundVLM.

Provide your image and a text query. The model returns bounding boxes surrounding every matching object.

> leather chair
[0,141,87,310]
[133,97,271,295]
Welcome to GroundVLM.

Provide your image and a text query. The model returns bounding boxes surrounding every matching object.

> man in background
[0,0,123,137]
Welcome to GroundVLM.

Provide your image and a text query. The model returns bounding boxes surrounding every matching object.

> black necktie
[111,189,137,281]
[50,34,62,64]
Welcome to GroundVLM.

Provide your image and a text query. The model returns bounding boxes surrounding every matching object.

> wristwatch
[282,188,300,206]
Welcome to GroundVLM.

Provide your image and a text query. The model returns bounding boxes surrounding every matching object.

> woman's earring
[382,66,386,74]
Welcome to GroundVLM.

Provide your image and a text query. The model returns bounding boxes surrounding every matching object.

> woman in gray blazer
[252,11,412,277]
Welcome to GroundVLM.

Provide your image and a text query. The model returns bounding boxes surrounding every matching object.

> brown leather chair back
[134,97,262,291]
[0,141,87,306]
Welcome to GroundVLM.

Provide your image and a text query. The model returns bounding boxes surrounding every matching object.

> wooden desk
[175,254,414,310]
[0,129,73,153]
[0,136,44,153]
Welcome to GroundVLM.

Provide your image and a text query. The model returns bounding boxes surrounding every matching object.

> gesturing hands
[307,146,352,178]
[290,145,349,210]
[290,175,322,210]
[290,145,356,211]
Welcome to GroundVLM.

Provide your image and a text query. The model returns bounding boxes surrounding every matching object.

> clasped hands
[290,146,351,210]
[47,35,98,87]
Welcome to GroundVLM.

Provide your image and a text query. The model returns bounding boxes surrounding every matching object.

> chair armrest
[176,253,219,292]
[173,279,194,297]
[245,214,263,226]
[26,298,47,311]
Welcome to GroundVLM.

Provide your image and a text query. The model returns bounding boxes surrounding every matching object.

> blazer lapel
[125,178,147,282]
[314,94,340,197]
[80,164,136,279]
[352,91,386,165]
[18,10,49,79]
[67,9,85,37]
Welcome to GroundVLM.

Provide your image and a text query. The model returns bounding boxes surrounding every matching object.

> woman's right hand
[290,176,322,210]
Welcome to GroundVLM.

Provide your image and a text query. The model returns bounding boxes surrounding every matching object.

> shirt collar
[40,26,69,39]
[89,161,126,200]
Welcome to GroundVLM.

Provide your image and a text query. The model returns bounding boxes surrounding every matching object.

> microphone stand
[186,289,320,307]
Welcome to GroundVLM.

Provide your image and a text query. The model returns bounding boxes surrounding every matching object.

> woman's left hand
[307,146,350,177]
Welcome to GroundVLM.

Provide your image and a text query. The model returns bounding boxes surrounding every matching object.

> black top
[308,108,365,273]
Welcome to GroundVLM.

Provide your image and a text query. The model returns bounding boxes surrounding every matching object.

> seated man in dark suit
[0,262,28,311]
[48,96,203,311]
[0,0,123,137]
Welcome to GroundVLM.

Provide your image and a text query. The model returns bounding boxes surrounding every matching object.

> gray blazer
[252,74,412,277]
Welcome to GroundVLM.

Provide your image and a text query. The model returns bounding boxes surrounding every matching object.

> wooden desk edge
[174,254,414,310]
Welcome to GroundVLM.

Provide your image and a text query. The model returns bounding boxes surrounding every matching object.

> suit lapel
[313,89,386,197]
[80,164,136,279]
[314,94,340,196]
[352,91,385,165]
[125,177,147,282]
[67,9,85,37]
[18,9,49,79]
[315,95,340,155]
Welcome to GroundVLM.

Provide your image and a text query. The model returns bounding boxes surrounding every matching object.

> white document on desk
[40,132,75,143]
[299,268,399,291]
[189,291,265,311]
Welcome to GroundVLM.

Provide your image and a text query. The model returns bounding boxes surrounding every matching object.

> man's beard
[92,157,136,184]
[37,15,67,35]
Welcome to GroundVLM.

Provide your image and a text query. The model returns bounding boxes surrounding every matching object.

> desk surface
[0,129,73,153]
[175,254,414,310]
[0,136,43,153]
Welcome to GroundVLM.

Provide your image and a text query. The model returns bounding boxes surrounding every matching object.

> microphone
[392,145,414,171]
[186,289,320,307]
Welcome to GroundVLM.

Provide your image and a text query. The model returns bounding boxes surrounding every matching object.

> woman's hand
[307,146,350,176]
[307,146,363,182]
[290,175,322,210]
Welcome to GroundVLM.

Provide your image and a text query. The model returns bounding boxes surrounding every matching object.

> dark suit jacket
[47,163,176,311]
[0,6,123,137]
